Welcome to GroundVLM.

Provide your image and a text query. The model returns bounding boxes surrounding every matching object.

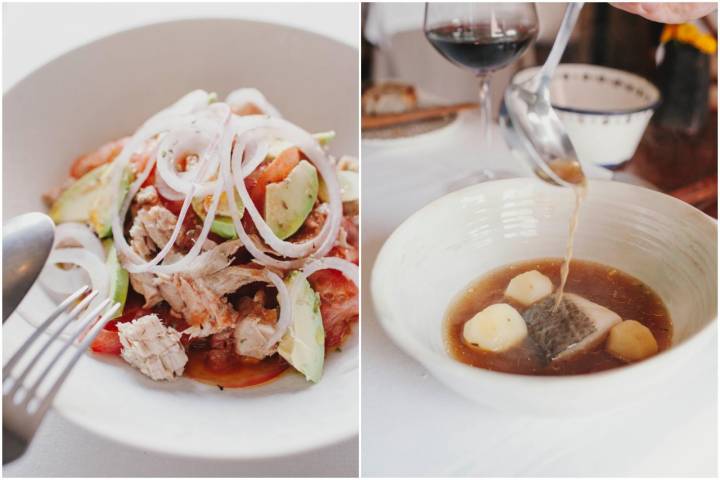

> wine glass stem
[478,74,492,145]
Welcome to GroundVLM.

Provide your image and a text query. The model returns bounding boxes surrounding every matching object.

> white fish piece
[557,294,622,360]
[523,293,621,362]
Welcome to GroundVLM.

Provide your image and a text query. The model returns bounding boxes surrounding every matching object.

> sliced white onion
[241,139,270,178]
[299,257,359,287]
[53,223,105,259]
[39,247,109,304]
[110,138,160,267]
[109,91,346,278]
[39,259,89,296]
[153,108,228,198]
[113,108,232,273]
[39,223,106,296]
[226,88,282,118]
[154,167,185,201]
[158,89,212,118]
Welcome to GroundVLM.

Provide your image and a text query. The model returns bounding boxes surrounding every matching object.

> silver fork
[2,286,120,465]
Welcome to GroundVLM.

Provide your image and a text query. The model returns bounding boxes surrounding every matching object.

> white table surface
[2,3,359,477]
[360,113,718,477]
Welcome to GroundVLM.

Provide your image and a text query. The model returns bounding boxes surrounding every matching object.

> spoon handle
[539,2,584,89]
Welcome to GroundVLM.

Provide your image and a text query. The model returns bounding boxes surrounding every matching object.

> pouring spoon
[504,2,585,187]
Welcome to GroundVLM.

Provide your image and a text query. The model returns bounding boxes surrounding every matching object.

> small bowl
[512,64,661,168]
[371,178,716,415]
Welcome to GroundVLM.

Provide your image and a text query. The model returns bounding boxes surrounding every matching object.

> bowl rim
[512,63,662,116]
[3,16,359,461]
[3,16,359,96]
[371,178,717,389]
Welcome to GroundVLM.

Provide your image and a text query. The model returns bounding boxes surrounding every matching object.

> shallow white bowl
[3,19,358,459]
[372,178,716,415]
[513,64,660,168]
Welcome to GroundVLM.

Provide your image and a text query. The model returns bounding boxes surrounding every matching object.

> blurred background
[362,2,718,216]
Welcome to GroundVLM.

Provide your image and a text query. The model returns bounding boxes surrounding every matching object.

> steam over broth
[444,258,672,375]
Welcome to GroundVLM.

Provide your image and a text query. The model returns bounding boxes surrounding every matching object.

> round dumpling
[504,270,554,306]
[463,303,528,352]
[606,320,659,362]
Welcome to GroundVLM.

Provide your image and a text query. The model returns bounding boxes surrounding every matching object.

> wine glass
[424,2,538,186]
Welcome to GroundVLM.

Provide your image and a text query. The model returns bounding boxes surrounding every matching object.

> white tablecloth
[2,3,358,477]
[360,113,718,477]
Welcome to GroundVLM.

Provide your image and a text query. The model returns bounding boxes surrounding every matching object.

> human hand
[610,2,717,23]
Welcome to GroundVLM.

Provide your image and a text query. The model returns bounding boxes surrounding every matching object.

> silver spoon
[3,213,55,322]
[504,2,585,187]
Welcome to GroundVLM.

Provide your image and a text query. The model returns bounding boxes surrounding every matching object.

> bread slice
[362,82,418,115]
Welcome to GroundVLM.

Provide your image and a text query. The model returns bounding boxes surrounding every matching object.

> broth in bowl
[444,258,672,375]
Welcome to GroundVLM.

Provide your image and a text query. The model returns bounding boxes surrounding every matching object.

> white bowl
[3,19,358,459]
[513,64,660,168]
[372,178,716,415]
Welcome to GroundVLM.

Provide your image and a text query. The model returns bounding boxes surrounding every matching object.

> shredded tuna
[130,271,163,308]
[135,185,159,205]
[159,275,240,337]
[131,240,270,337]
[233,296,279,359]
[128,205,180,261]
[117,314,188,381]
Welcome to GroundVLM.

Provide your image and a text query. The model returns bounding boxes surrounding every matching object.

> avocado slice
[265,160,319,240]
[50,163,131,238]
[191,192,243,240]
[266,131,336,159]
[278,271,325,382]
[104,240,129,319]
[318,170,359,203]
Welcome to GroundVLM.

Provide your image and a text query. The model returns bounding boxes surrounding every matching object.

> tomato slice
[92,291,189,355]
[91,293,151,355]
[70,137,129,178]
[91,329,122,355]
[245,147,301,212]
[308,269,359,349]
[70,136,153,179]
[184,351,289,388]
[328,245,359,265]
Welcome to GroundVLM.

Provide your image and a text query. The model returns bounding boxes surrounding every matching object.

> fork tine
[2,286,88,380]
[3,290,100,396]
[20,298,112,407]
[28,302,120,418]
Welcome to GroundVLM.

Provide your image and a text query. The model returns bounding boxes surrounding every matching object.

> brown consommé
[444,258,672,375]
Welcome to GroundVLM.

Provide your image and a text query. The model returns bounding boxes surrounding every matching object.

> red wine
[426,23,536,73]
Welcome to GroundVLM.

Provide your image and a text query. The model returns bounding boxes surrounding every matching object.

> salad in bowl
[40,88,359,388]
